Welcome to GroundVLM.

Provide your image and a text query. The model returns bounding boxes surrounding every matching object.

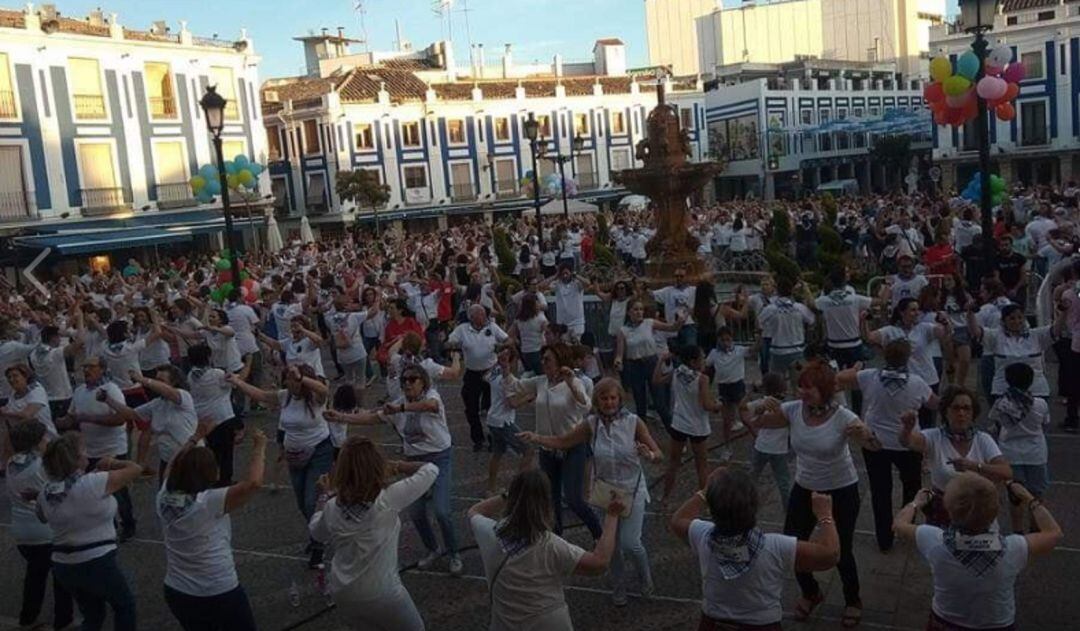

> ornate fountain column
[613,85,721,286]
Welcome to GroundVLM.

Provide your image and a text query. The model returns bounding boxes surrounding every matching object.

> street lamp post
[523,114,544,241]
[199,85,242,288]
[961,0,999,268]
[537,133,585,219]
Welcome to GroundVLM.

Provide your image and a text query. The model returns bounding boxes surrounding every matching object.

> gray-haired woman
[467,469,623,631]
[670,468,840,631]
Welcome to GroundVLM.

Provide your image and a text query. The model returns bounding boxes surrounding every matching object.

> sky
[45,0,962,80]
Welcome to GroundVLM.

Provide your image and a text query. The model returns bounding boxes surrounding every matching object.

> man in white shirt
[447,305,509,451]
[29,325,80,418]
[883,256,930,310]
[653,267,697,349]
[758,278,815,380]
[546,266,589,340]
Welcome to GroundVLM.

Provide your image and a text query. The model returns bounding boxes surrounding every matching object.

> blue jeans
[521,351,542,375]
[751,449,792,509]
[539,445,603,539]
[406,447,458,554]
[609,486,652,598]
[287,438,335,548]
[52,551,135,631]
[164,584,256,631]
[620,356,671,427]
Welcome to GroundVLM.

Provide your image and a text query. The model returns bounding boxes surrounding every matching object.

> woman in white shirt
[132,307,172,377]
[325,364,463,576]
[158,425,267,631]
[187,344,243,486]
[1,365,58,439]
[468,469,623,631]
[894,473,1062,630]
[309,436,438,631]
[752,360,881,627]
[521,378,663,606]
[228,364,332,568]
[168,306,244,375]
[508,294,548,375]
[258,315,327,378]
[29,324,81,419]
[900,386,1013,528]
[613,299,682,426]
[103,316,163,409]
[989,363,1051,534]
[506,344,602,540]
[670,468,840,630]
[968,303,1062,399]
[39,432,142,631]
[6,421,74,630]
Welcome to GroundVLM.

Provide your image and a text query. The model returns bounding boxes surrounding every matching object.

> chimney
[88,7,105,27]
[502,44,513,79]
[554,54,563,77]
[337,26,344,39]
[479,44,486,79]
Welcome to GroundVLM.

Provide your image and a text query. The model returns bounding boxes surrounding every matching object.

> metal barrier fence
[865,271,1043,323]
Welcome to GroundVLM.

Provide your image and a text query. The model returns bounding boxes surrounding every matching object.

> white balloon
[989,45,1013,67]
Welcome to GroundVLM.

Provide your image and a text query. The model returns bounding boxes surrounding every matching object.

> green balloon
[215,258,231,271]
[220,282,235,295]
[239,270,249,281]
[210,288,226,303]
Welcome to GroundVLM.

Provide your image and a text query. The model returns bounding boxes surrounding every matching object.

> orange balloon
[1003,82,1020,101]
[996,102,1016,121]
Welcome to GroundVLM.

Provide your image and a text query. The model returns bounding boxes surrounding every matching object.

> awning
[14,227,192,255]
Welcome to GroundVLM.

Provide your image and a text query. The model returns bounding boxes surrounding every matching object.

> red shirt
[922,243,957,276]
[581,235,594,263]
[429,280,455,322]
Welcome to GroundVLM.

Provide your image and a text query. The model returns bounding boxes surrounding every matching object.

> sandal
[793,592,824,621]
[842,604,863,628]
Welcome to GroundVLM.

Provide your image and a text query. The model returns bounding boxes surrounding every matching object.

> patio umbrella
[266,214,284,253]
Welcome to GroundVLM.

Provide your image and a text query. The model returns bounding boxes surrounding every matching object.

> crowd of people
[1,181,1077,631]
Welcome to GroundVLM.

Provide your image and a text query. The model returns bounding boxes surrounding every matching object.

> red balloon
[923,82,945,103]
[962,98,978,119]
[217,270,232,284]
[242,278,255,289]
[1003,82,1020,101]
[996,102,1016,121]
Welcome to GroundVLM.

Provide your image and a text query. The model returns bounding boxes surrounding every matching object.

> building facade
[645,0,719,76]
[687,0,945,79]
[261,35,708,232]
[930,0,1080,191]
[705,59,930,199]
[0,5,266,235]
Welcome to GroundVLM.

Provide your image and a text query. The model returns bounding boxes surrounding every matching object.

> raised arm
[1006,481,1064,558]
[893,488,934,541]
[224,373,280,408]
[519,420,592,451]
[897,410,927,453]
[224,430,268,513]
[131,372,182,405]
[794,492,841,572]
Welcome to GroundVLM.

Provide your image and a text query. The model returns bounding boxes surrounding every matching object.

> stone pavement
[1,373,1078,631]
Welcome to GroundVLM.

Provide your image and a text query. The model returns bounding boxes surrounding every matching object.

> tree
[871,135,913,191]
[335,169,390,212]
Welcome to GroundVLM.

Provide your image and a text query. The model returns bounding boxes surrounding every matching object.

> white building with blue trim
[0,4,267,268]
[930,0,1078,191]
[260,33,707,234]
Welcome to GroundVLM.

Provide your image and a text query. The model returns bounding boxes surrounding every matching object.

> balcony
[224,101,240,121]
[494,181,521,199]
[150,96,178,119]
[74,94,107,120]
[0,190,37,220]
[576,172,599,191]
[449,182,477,202]
[404,188,432,206]
[0,89,16,118]
[305,191,328,213]
[154,182,199,210]
[80,187,130,215]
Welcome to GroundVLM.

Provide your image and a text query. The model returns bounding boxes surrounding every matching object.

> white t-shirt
[607,298,629,337]
[553,280,586,333]
[384,390,451,456]
[283,336,325,378]
[187,368,235,428]
[916,525,1028,628]
[515,314,548,355]
[226,303,260,355]
[991,397,1050,465]
[689,520,797,625]
[270,302,303,341]
[0,340,34,399]
[783,401,860,491]
[620,319,657,360]
[875,323,941,386]
[471,514,585,631]
[386,355,445,402]
[920,428,1003,491]
[40,471,117,564]
[889,274,929,308]
[3,384,57,439]
[653,285,696,324]
[707,345,747,384]
[202,329,244,373]
[29,344,73,401]
[672,366,711,437]
[815,289,873,349]
[759,299,815,356]
[983,327,1054,396]
[325,309,368,366]
[486,368,516,429]
[158,487,238,597]
[857,369,932,451]
[71,382,128,458]
[103,339,146,389]
[448,322,509,372]
[6,453,53,545]
[136,391,198,464]
[746,397,789,455]
[277,389,329,451]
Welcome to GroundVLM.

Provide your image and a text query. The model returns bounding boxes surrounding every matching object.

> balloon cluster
[189,155,266,204]
[542,172,577,198]
[925,45,1023,127]
[209,249,258,304]
[520,171,536,198]
[961,171,1008,207]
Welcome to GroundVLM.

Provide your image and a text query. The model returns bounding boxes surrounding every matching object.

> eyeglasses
[403,375,422,383]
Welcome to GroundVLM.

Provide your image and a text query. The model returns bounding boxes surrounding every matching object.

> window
[494,159,516,196]
[853,107,864,118]
[536,115,552,138]
[153,142,186,184]
[961,118,979,151]
[1062,44,1067,76]
[209,66,239,120]
[869,107,880,116]
[222,140,246,162]
[1021,51,1044,80]
[449,162,473,200]
[306,172,326,205]
[447,119,466,144]
[838,108,847,120]
[494,117,511,141]
[267,126,283,160]
[0,53,16,119]
[610,148,631,172]
[611,111,626,134]
[800,110,812,125]
[271,177,289,212]
[404,165,427,189]
[574,112,589,136]
[1038,10,1055,21]
[680,107,693,130]
[355,123,374,150]
[1007,16,1018,25]
[575,154,596,189]
[77,142,122,208]
[0,146,31,217]
[402,122,421,147]
[144,62,177,120]
[1021,101,1048,146]
[302,120,321,155]
[69,58,106,120]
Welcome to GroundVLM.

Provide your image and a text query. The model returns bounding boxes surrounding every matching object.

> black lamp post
[199,85,242,288]
[961,0,999,268]
[524,113,544,241]
[537,132,585,219]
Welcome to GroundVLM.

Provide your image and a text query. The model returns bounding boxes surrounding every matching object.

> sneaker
[612,586,628,607]
[308,547,324,569]
[416,549,443,569]
[448,554,464,576]
[730,420,745,432]
[640,580,655,600]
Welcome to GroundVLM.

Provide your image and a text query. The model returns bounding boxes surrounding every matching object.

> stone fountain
[613,84,721,286]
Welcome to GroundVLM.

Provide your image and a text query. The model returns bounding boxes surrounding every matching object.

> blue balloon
[196,189,214,204]
[957,50,980,80]
[247,163,263,176]
[224,161,240,175]
[233,154,250,168]
[198,164,217,180]
[205,177,222,195]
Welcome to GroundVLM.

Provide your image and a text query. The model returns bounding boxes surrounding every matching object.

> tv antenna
[353,0,370,52]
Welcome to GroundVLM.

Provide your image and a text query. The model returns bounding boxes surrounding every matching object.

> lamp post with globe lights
[523,113,544,241]
[199,85,242,286]
[960,0,999,267]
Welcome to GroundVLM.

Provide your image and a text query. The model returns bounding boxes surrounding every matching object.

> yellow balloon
[227,174,240,189]
[930,56,953,83]
[237,169,254,185]
[189,175,206,192]
[942,75,971,97]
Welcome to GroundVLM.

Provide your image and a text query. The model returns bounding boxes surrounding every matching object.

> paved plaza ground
[1,369,1079,630]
